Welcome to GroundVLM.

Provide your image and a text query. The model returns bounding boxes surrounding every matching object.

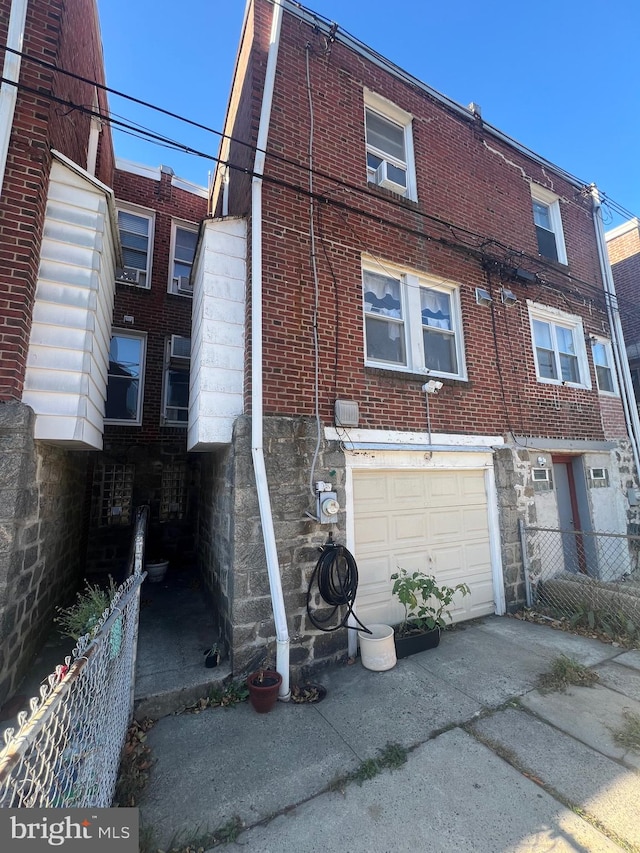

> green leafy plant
[570,603,639,645]
[391,568,470,635]
[55,577,118,640]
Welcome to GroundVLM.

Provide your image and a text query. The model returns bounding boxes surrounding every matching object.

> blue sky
[97,0,639,228]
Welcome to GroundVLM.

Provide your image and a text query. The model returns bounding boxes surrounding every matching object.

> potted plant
[204,641,221,668]
[390,568,470,658]
[246,668,282,713]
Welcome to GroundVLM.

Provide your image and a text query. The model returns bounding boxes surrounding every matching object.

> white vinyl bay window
[362,261,466,379]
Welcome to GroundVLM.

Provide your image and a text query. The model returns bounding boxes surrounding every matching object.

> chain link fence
[520,521,640,639]
[0,507,148,808]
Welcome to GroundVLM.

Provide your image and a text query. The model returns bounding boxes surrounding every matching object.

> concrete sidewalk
[138,618,640,852]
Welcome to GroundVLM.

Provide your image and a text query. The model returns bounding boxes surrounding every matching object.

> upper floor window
[116,204,155,288]
[530,184,567,265]
[169,221,198,296]
[592,337,617,394]
[163,335,190,425]
[364,90,417,201]
[528,301,590,389]
[105,331,146,424]
[362,261,465,379]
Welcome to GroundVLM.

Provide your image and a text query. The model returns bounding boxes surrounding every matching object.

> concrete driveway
[138,617,640,852]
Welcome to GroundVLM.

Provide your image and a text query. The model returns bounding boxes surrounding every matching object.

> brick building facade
[190,0,640,684]
[0,0,115,702]
[86,161,208,574]
[606,219,640,403]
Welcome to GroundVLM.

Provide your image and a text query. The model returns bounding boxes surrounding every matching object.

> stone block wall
[493,446,536,611]
[202,415,350,680]
[0,403,89,704]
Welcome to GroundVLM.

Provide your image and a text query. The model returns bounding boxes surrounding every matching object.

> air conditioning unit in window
[374,160,407,194]
[173,276,193,295]
[116,267,141,284]
[170,335,191,360]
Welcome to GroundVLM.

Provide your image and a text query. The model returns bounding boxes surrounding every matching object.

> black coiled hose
[306,542,371,634]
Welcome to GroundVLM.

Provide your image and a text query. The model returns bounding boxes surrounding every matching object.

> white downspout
[251,0,290,699]
[591,186,640,478]
[0,0,29,198]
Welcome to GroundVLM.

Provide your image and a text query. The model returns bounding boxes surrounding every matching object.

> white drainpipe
[251,0,290,699]
[0,0,28,198]
[591,186,640,478]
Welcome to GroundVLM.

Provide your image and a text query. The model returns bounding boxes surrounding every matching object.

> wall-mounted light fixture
[501,288,517,306]
[475,287,492,307]
[537,455,546,467]
[422,380,443,394]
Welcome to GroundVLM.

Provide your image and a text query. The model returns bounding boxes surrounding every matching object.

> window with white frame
[362,262,465,379]
[528,302,590,388]
[168,221,198,296]
[591,337,617,394]
[364,90,417,201]
[163,335,190,424]
[105,331,146,423]
[116,204,154,287]
[530,184,567,265]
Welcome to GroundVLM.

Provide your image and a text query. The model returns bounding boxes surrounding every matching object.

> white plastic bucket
[358,624,397,671]
[146,559,169,583]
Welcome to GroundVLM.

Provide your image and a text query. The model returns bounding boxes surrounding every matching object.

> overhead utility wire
[3,42,636,232]
[0,73,626,316]
[291,0,633,211]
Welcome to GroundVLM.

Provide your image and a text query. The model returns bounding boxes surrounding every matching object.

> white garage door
[353,468,495,628]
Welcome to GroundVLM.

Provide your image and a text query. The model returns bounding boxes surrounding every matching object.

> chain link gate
[0,507,148,808]
[520,521,640,639]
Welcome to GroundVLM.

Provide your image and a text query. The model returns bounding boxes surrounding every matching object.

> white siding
[188,217,246,450]
[22,157,117,447]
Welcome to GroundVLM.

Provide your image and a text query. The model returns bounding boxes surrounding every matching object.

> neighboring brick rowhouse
[0,0,114,401]
[108,167,207,446]
[85,165,208,572]
[607,219,640,352]
[0,0,114,704]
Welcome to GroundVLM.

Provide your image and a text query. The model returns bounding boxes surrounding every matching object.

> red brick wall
[228,0,619,443]
[607,223,640,351]
[0,0,114,401]
[106,168,207,445]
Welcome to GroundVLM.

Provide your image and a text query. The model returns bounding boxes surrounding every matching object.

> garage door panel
[354,514,390,551]
[354,468,496,626]
[427,474,459,500]
[462,507,490,535]
[353,474,390,507]
[391,474,427,503]
[461,473,487,498]
[429,508,465,538]
[393,512,428,545]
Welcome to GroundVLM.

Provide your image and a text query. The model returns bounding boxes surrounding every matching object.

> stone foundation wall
[0,403,90,704]
[227,415,349,680]
[494,446,537,611]
[197,446,236,659]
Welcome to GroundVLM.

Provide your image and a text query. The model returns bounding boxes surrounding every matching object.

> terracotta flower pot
[247,670,282,713]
